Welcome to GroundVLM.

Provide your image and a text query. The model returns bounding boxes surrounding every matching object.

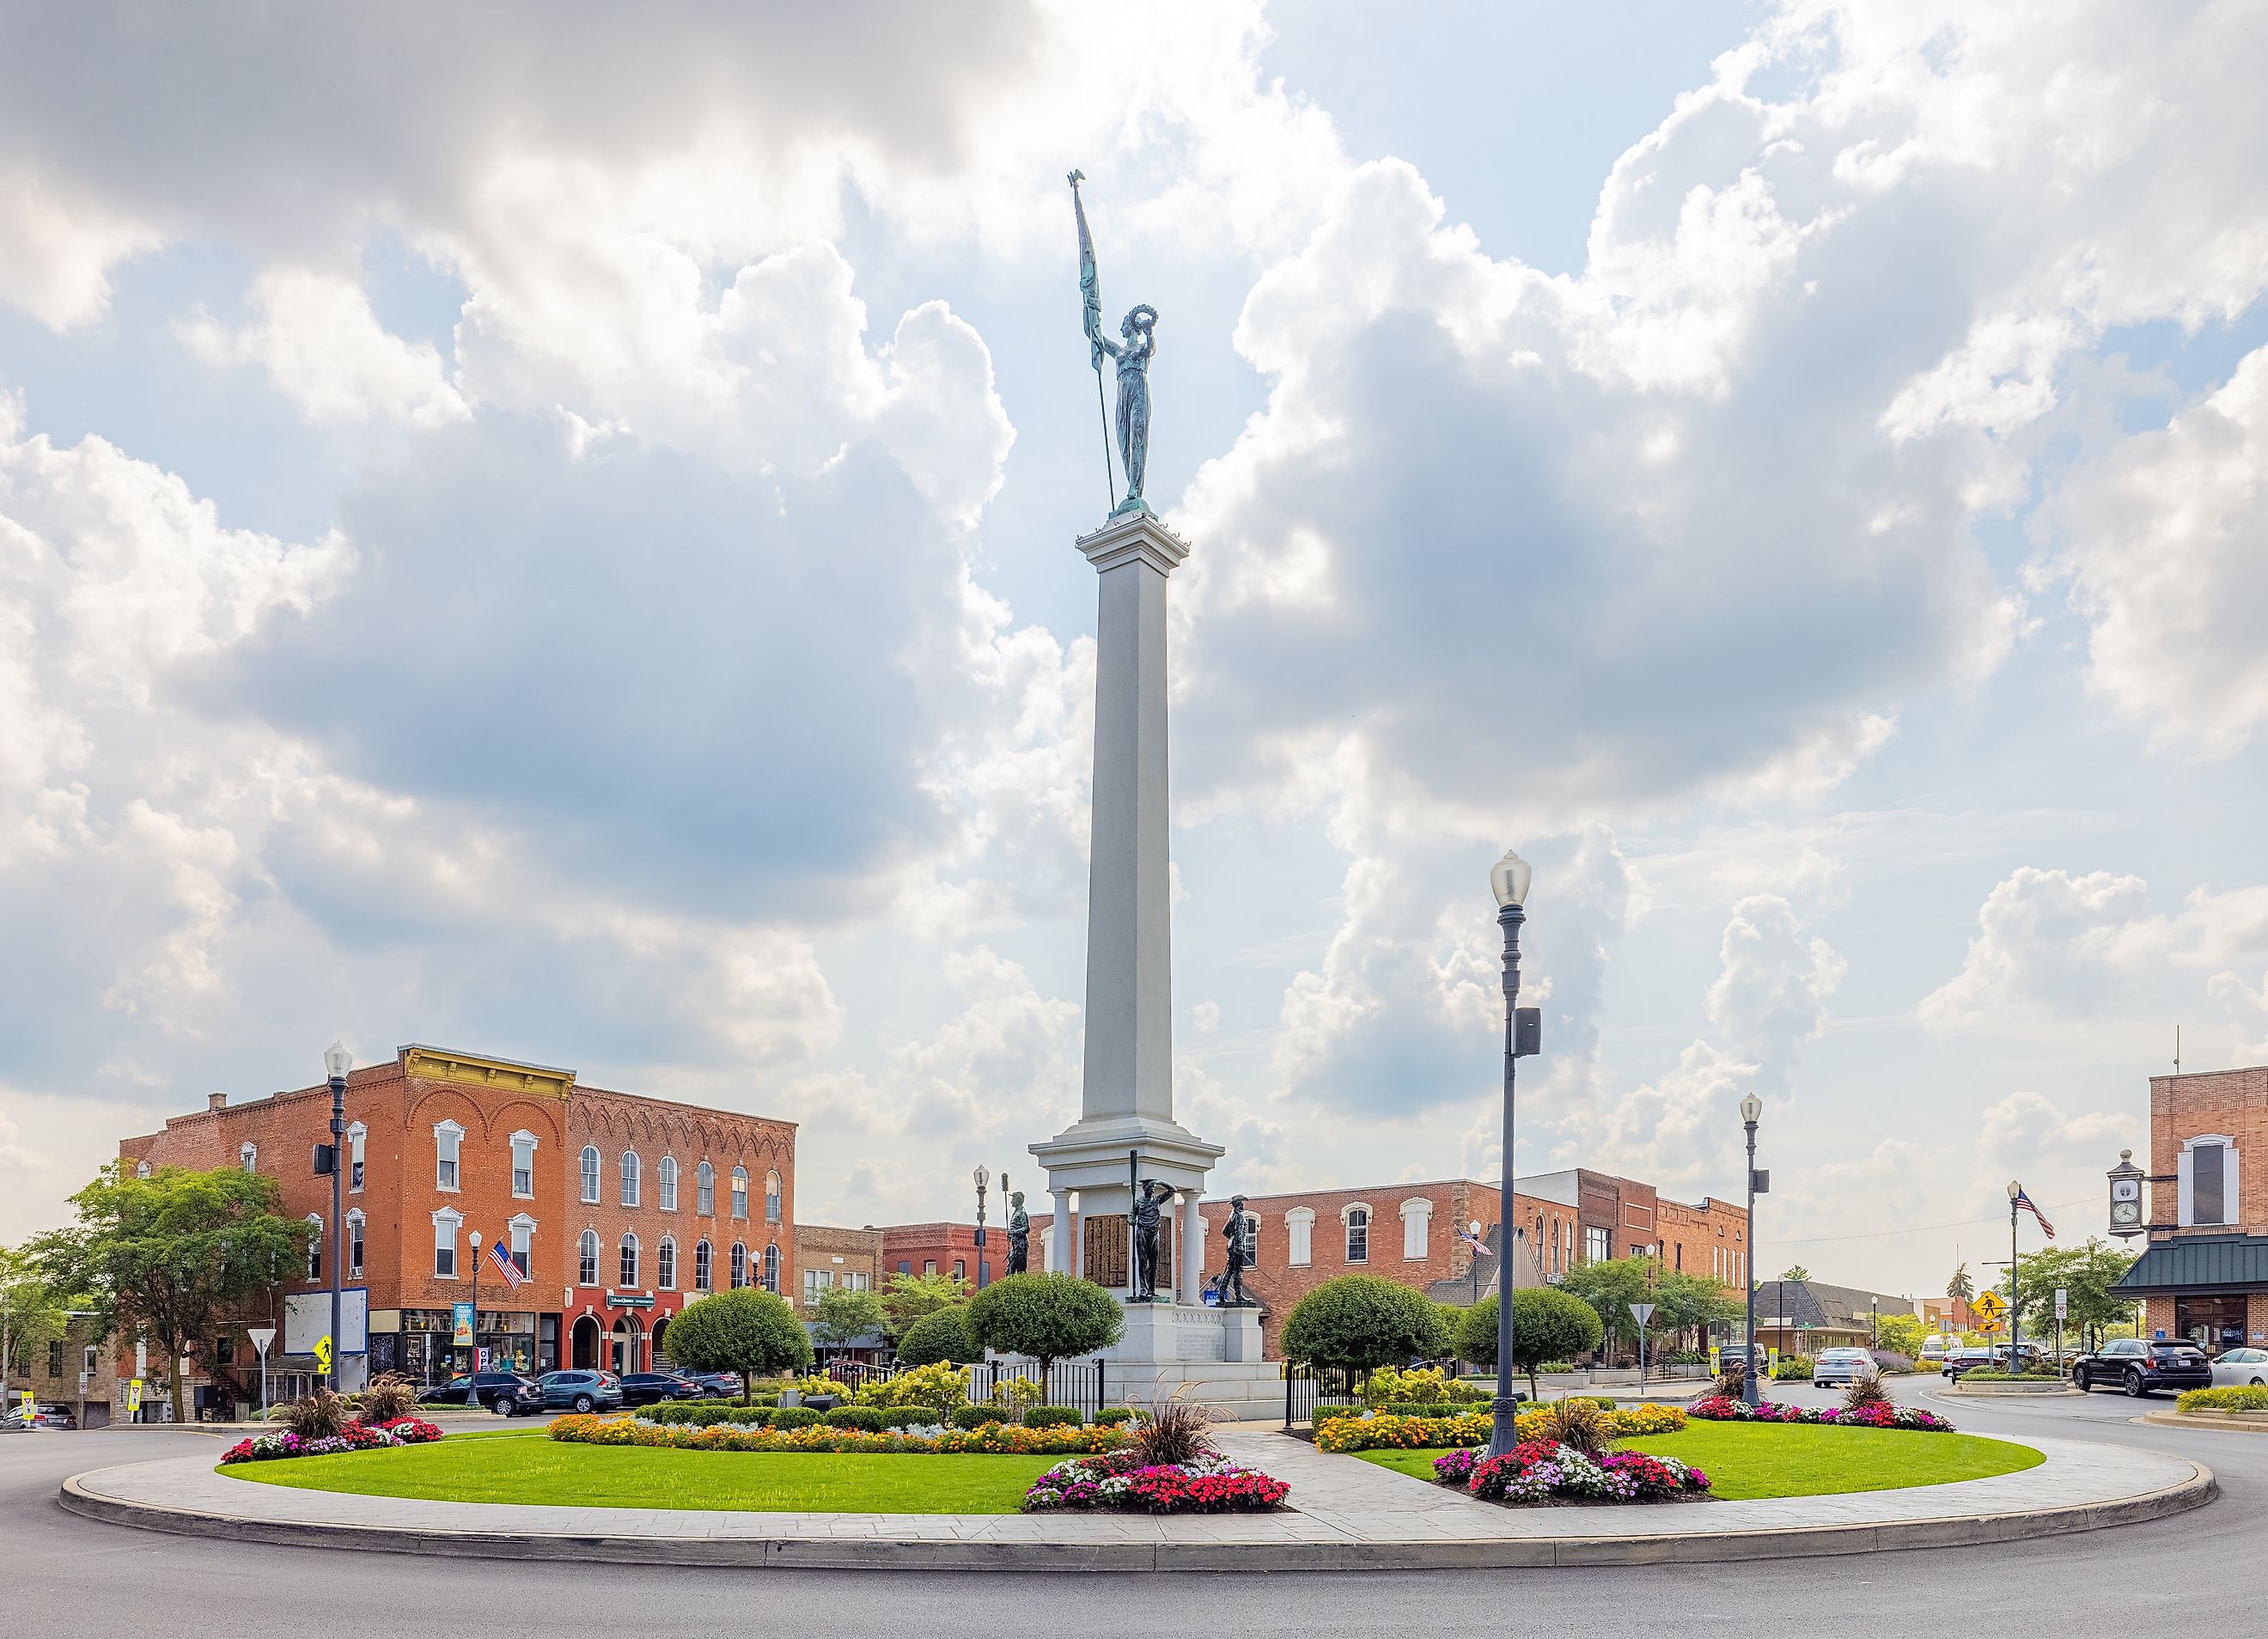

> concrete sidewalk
[59,1427,2212,1571]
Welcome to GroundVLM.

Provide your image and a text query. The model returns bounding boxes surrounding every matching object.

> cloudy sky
[4,1,2265,1298]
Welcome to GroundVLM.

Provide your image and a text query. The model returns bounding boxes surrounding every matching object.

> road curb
[56,1455,2218,1572]
[2140,1410,2268,1435]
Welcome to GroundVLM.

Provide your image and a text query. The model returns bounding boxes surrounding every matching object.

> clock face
[2113,1179,2141,1202]
[2112,1200,2141,1225]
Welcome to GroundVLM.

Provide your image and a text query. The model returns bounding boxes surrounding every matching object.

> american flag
[1457,1224,1491,1258]
[2013,1187,2056,1240]
[489,1233,527,1289]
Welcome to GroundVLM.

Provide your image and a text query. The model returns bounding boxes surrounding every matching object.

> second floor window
[509,1217,531,1276]
[241,1142,257,1173]
[694,1239,713,1291]
[578,1229,600,1286]
[765,1170,782,1224]
[348,1124,365,1192]
[581,1146,601,1204]
[764,1242,780,1293]
[306,1215,323,1282]
[696,1161,715,1216]
[658,1155,679,1211]
[730,1242,747,1289]
[348,1213,364,1279]
[434,1212,460,1278]
[511,1132,536,1198]
[657,1237,677,1290]
[621,1149,642,1209]
[731,1167,748,1220]
[1586,1225,1610,1264]
[619,1233,640,1288]
[1344,1207,1369,1264]
[434,1121,462,1191]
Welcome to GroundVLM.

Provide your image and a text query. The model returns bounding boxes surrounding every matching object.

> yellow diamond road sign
[1973,1291,2007,1322]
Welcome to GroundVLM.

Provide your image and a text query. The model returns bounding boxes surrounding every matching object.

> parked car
[617,1371,704,1406]
[1811,1347,1876,1387]
[2072,1338,2212,1397]
[0,1401,74,1431]
[2210,1346,2268,1387]
[418,1372,545,1417]
[1940,1346,1997,1380]
[537,1369,625,1413]
[1918,1336,1948,1362]
[686,1371,743,1398]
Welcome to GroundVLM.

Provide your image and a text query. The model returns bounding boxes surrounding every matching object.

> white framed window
[731,1166,748,1220]
[433,1208,462,1278]
[510,1130,537,1198]
[730,1242,747,1289]
[694,1239,713,1291]
[347,1210,365,1280]
[1399,1197,1433,1260]
[433,1119,464,1191]
[765,1169,782,1224]
[619,1233,640,1289]
[136,1159,150,1179]
[2180,1136,2241,1228]
[509,1214,534,1277]
[1343,1204,1370,1264]
[347,1122,366,1192]
[658,1155,679,1211]
[1585,1225,1609,1264]
[620,1149,642,1209]
[306,1214,324,1282]
[1286,1208,1314,1267]
[578,1228,600,1286]
[696,1161,715,1216]
[580,1146,601,1204]
[241,1142,258,1173]
[763,1242,780,1293]
[657,1236,677,1291]
[803,1268,832,1301]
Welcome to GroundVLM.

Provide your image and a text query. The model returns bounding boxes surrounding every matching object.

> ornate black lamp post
[324,1040,351,1393]
[973,1166,990,1289]
[1741,1092,1763,1406]
[2007,1180,2022,1367]
[1485,849,1537,1462]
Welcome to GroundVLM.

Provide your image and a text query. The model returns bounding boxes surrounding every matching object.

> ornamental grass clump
[267,1387,351,1440]
[1132,1399,1216,1467]
[1535,1395,1614,1459]
[353,1374,420,1425]
[1842,1368,1893,1414]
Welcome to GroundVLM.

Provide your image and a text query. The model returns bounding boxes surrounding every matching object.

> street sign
[1972,1290,2007,1323]
[2053,1289,2067,1320]
[248,1326,277,1357]
[127,1378,143,1417]
[314,1335,332,1375]
[1630,1302,1655,1328]
[1977,1319,2003,1335]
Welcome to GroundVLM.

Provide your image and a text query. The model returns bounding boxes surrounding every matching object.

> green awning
[2110,1235,2268,1295]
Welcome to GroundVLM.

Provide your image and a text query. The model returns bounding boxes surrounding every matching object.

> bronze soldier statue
[1210,1195,1257,1307]
[1130,1179,1173,1302]
[1005,1191,1030,1276]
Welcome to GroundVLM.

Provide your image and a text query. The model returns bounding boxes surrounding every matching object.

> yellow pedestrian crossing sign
[1973,1291,2007,1323]
[314,1335,332,1375]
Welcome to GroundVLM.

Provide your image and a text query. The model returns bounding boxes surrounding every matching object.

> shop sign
[606,1291,656,1309]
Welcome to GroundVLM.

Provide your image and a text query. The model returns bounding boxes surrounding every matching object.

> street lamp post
[2007,1181,2022,1368]
[1870,1295,1879,1351]
[1741,1093,1763,1406]
[1485,849,1535,1462]
[323,1041,351,1394]
[973,1166,990,1289]
[468,1231,482,1375]
[1470,1220,1485,1306]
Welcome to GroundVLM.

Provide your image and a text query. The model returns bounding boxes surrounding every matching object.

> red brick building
[2114,1063,2268,1350]
[796,1224,883,1312]
[119,1043,795,1398]
[879,1222,997,1290]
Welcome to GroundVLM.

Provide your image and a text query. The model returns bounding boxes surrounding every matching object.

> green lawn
[220,1436,1058,1513]
[1356,1421,2042,1499]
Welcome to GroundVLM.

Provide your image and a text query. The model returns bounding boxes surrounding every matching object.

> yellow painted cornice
[401,1045,575,1100]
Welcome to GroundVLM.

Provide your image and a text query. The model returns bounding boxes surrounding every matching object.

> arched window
[578,1228,600,1286]
[135,1159,150,1179]
[580,1146,601,1204]
[763,1242,780,1293]
[348,1123,366,1192]
[306,1214,323,1282]
[509,1130,537,1198]
[620,1149,642,1209]
[241,1142,258,1173]
[619,1233,640,1289]
[658,1155,679,1211]
[731,1166,749,1220]
[1285,1207,1314,1267]
[1399,1197,1433,1260]
[433,1119,463,1191]
[730,1241,747,1289]
[347,1209,365,1279]
[696,1161,715,1216]
[694,1239,713,1292]
[1344,1205,1370,1264]
[765,1170,782,1224]
[657,1236,677,1290]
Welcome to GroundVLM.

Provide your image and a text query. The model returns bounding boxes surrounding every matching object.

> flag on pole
[489,1233,527,1289]
[2013,1187,2056,1240]
[1457,1225,1491,1258]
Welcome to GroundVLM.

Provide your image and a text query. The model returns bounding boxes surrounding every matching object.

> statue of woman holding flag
[1069,170,1156,516]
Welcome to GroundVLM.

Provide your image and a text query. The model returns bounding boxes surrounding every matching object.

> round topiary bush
[951,1405,1003,1430]
[822,1404,891,1430]
[1023,1405,1082,1429]
[895,1307,979,1367]
[660,1289,814,1402]
[965,1272,1124,1374]
[1093,1406,1138,1428]
[1282,1275,1452,1376]
[1452,1287,1604,1398]
[767,1406,824,1430]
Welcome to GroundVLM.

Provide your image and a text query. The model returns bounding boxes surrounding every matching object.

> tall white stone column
[1180,1193,1205,1307]
[1050,1189,1074,1276]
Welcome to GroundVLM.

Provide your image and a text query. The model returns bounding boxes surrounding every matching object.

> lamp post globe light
[2007,1179,2022,1367]
[468,1230,483,1374]
[1740,1092,1762,1406]
[973,1165,991,1289]
[324,1040,351,1393]
[1485,848,1535,1462]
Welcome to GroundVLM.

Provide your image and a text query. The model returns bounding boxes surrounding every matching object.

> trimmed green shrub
[951,1405,1004,1430]
[1959,1369,2061,1382]
[1771,1354,1815,1380]
[1093,1407,1138,1428]
[1023,1405,1082,1429]
[881,1406,945,1429]
[894,1307,979,1368]
[2177,1385,2268,1414]
[660,1288,814,1401]
[821,1405,892,1430]
[766,1406,824,1430]
[965,1272,1123,1374]
[1283,1275,1452,1376]
[643,1402,774,1427]
[1314,1401,1486,1423]
[1452,1288,1605,1398]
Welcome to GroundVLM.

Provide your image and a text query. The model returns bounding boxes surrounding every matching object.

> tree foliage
[662,1289,812,1402]
[1872,1311,1929,1358]
[810,1285,887,1352]
[2006,1239,2139,1344]
[963,1272,1121,1374]
[1281,1275,1450,1374]
[31,1162,314,1423]
[0,1246,69,1386]
[1453,1288,1605,1398]
[879,1270,971,1339]
[1947,1263,1975,1302]
[894,1306,979,1367]
[1779,1264,1812,1282]
[1555,1257,1650,1350]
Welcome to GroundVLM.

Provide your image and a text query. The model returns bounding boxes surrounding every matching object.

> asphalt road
[6,1379,2257,1638]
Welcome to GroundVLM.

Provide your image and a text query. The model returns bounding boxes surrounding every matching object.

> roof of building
[1422,1225,1548,1304]
[2111,1234,2268,1294]
[1752,1277,1916,1331]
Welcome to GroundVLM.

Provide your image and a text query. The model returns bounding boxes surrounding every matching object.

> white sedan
[2211,1347,2268,1386]
[1811,1347,1877,1386]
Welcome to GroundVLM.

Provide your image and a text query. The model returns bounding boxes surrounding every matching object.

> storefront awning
[2112,1234,2268,1295]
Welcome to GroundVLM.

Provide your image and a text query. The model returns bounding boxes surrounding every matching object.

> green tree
[893,1307,979,1367]
[1647,1270,1743,1350]
[1281,1275,1450,1377]
[1453,1288,1606,1399]
[2008,1239,2138,1347]
[1947,1263,1975,1303]
[879,1270,971,1339]
[810,1285,887,1356]
[1872,1311,1928,1358]
[963,1273,1122,1375]
[31,1162,313,1424]
[662,1289,812,1403]
[1556,1256,1655,1357]
[1779,1264,1812,1282]
[1,1246,69,1393]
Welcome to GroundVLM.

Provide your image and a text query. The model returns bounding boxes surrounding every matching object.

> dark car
[1940,1346,1997,1380]
[685,1372,742,1398]
[2072,1338,2212,1397]
[418,1372,546,1417]
[617,1372,704,1406]
[537,1369,625,1413]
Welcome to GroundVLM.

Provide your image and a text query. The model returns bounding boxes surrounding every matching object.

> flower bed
[1689,1395,1953,1432]
[1021,1449,1289,1514]
[1314,1401,1685,1453]
[550,1412,1127,1456]
[2176,1385,2268,1414]
[221,1417,444,1465]
[1432,1439,1710,1505]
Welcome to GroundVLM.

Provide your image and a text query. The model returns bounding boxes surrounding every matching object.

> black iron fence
[1281,1363,1363,1428]
[820,1356,1119,1419]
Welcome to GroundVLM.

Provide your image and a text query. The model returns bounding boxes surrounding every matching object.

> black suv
[617,1372,704,1407]
[418,1371,546,1417]
[2072,1338,2211,1397]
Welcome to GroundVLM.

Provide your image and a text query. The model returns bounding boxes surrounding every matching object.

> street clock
[2107,1149,2147,1239]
